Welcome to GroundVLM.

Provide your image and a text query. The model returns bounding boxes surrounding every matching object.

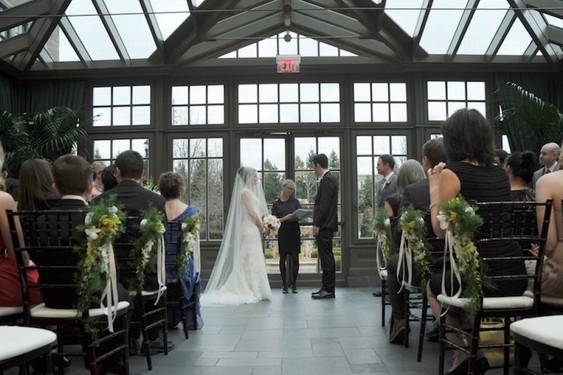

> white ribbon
[99,242,119,332]
[375,234,387,278]
[192,232,201,275]
[396,233,413,293]
[154,235,166,306]
[439,229,463,316]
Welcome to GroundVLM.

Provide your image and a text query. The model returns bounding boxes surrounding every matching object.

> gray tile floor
[40,288,513,375]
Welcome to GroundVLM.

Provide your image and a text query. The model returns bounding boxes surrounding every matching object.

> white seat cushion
[0,326,56,361]
[541,296,563,307]
[129,286,168,297]
[379,270,388,280]
[0,306,23,317]
[437,294,534,310]
[30,301,129,319]
[511,316,563,350]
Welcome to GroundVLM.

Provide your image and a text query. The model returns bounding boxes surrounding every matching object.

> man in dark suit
[311,154,338,299]
[386,138,446,344]
[94,150,165,291]
[533,142,560,188]
[375,155,398,209]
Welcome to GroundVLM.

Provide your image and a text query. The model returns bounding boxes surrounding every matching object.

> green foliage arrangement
[77,199,125,335]
[438,197,484,314]
[135,207,166,290]
[373,209,392,271]
[399,208,431,289]
[176,215,200,279]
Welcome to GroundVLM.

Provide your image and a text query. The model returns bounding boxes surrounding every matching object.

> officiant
[271,179,301,294]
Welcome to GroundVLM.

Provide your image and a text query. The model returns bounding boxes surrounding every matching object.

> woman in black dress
[271,179,301,294]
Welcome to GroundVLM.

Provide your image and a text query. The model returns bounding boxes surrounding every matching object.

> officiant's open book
[294,208,313,224]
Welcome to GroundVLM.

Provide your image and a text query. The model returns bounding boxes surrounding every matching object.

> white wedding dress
[201,167,272,306]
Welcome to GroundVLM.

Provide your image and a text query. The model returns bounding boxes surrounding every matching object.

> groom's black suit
[313,171,338,294]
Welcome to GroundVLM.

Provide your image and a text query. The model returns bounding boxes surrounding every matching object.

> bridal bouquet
[263,215,281,237]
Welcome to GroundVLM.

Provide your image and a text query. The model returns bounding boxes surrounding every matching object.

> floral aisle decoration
[396,208,431,292]
[77,200,125,334]
[373,209,392,276]
[176,216,201,279]
[437,197,484,314]
[135,207,166,304]
[263,215,281,237]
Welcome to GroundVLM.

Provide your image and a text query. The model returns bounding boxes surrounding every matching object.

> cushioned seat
[511,316,563,350]
[0,306,22,317]
[0,326,56,362]
[30,301,129,319]
[129,286,168,297]
[541,295,563,307]
[437,294,534,310]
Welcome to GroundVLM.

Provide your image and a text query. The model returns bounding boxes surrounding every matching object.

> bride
[201,167,272,305]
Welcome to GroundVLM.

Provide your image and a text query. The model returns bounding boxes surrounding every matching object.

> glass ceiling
[1,0,561,70]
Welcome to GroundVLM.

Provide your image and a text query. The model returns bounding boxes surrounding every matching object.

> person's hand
[313,226,320,236]
[428,162,446,198]
[530,243,540,257]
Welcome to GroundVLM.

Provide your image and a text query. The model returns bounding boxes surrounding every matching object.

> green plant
[311,249,318,258]
[495,82,563,153]
[0,106,86,177]
[265,249,274,259]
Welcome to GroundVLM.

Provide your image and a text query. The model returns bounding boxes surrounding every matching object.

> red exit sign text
[276,55,301,73]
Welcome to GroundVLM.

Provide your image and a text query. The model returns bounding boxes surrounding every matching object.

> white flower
[110,206,118,214]
[157,223,165,234]
[464,207,474,215]
[384,218,391,227]
[181,222,187,231]
[417,217,424,225]
[85,227,101,240]
[437,213,449,231]
[140,219,148,227]
[85,212,94,226]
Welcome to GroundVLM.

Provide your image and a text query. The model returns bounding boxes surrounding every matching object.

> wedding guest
[533,142,560,187]
[535,143,563,300]
[384,160,425,218]
[375,155,397,209]
[0,145,41,307]
[159,172,202,330]
[90,161,105,199]
[271,179,301,294]
[101,164,118,192]
[427,108,526,374]
[494,149,508,167]
[18,159,59,210]
[505,151,536,201]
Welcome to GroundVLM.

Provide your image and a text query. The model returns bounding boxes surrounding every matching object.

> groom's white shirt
[317,169,330,183]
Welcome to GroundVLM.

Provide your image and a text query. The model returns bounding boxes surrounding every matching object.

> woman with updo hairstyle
[505,151,536,201]
[159,171,202,329]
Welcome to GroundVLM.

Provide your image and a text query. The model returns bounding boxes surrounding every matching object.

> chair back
[475,201,552,308]
[7,210,86,322]
[164,221,182,282]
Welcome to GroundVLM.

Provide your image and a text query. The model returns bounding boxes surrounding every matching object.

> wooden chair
[164,221,198,340]
[0,326,56,375]
[7,210,130,375]
[437,201,553,375]
[113,216,168,371]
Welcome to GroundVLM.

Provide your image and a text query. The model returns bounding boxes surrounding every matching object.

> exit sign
[276,55,301,73]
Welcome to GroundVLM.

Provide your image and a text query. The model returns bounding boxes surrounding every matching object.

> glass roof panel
[458,0,509,55]
[43,26,80,62]
[385,0,425,36]
[0,21,32,41]
[419,0,466,54]
[150,0,190,40]
[66,0,119,60]
[105,0,156,59]
[545,14,563,29]
[496,18,533,55]
[0,0,33,10]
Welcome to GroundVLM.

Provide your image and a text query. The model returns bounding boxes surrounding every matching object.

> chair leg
[180,299,189,340]
[121,314,130,375]
[56,325,65,375]
[438,312,446,375]
[141,316,152,371]
[467,315,482,375]
[162,307,169,356]
[381,279,386,327]
[417,293,428,362]
[513,341,531,375]
[404,290,410,348]
[503,316,510,375]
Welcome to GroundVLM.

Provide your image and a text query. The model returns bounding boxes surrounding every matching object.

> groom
[311,154,338,299]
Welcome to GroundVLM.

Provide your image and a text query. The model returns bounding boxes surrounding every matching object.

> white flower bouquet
[263,215,281,237]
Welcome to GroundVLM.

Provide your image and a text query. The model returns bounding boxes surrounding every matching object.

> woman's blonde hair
[281,179,296,196]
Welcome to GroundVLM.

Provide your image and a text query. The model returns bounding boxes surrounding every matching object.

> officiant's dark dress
[272,198,301,289]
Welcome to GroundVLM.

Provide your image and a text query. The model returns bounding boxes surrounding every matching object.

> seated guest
[533,142,560,187]
[95,150,165,290]
[536,144,563,299]
[505,151,536,201]
[384,160,425,218]
[159,172,202,330]
[18,159,59,210]
[0,145,41,307]
[101,164,118,192]
[90,161,106,199]
[428,109,526,373]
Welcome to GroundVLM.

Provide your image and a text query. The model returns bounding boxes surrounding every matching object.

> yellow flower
[99,215,120,237]
[448,211,458,223]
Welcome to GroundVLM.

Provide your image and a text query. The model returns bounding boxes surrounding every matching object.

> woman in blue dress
[159,172,203,331]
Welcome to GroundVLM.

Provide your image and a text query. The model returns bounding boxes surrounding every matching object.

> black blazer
[401,179,430,213]
[313,171,338,232]
[35,199,86,308]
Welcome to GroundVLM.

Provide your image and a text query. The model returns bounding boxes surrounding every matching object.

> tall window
[92,138,150,174]
[353,82,408,123]
[237,83,340,124]
[172,138,224,240]
[427,81,486,121]
[93,85,151,126]
[356,135,407,239]
[171,85,224,125]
